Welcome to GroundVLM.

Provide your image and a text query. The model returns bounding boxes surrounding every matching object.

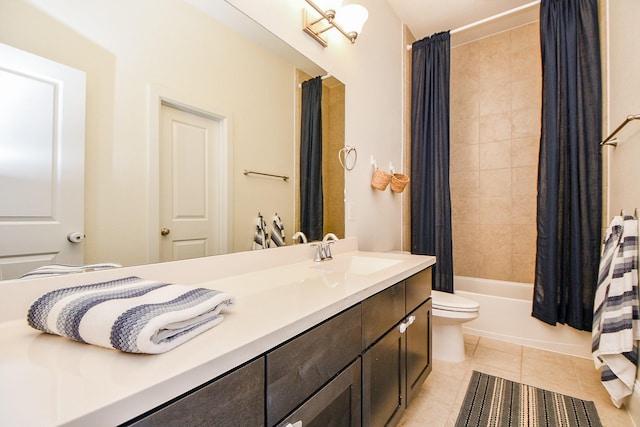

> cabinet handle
[398,322,408,334]
[406,315,416,326]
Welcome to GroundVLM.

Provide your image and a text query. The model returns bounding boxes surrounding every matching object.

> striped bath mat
[456,371,602,427]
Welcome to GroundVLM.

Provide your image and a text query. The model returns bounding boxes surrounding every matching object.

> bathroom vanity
[0,238,435,426]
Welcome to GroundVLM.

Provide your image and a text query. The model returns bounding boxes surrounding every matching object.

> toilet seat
[431,290,479,312]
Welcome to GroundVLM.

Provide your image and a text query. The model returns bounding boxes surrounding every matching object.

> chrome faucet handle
[311,243,325,262]
[324,241,335,260]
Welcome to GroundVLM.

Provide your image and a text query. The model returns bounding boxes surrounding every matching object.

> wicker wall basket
[371,168,392,190]
[390,173,410,193]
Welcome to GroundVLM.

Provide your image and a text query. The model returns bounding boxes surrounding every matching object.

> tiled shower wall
[450,22,541,283]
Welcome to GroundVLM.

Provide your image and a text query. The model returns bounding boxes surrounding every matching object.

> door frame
[148,84,233,263]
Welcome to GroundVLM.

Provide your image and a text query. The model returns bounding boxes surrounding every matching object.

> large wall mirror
[0,0,345,280]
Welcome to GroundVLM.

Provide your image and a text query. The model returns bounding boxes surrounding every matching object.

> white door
[159,104,226,262]
[0,44,86,280]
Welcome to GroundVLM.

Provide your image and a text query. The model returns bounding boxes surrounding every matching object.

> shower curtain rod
[406,0,540,51]
[298,74,332,88]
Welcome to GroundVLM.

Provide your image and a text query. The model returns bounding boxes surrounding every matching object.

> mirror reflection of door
[0,44,86,280]
[159,103,228,262]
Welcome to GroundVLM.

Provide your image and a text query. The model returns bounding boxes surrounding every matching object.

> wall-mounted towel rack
[601,114,640,147]
[243,170,289,182]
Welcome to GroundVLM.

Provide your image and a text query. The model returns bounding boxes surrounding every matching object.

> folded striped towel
[270,213,286,247]
[27,276,236,354]
[20,263,122,279]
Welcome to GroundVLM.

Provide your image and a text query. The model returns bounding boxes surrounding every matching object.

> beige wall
[450,23,541,283]
[0,0,296,265]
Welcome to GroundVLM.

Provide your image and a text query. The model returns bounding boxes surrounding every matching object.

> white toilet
[431,290,480,363]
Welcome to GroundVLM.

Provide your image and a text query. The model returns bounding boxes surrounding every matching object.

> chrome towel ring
[338,145,357,171]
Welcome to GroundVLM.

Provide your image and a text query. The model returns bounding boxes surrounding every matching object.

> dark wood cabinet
[123,357,265,427]
[121,266,432,427]
[266,305,362,426]
[362,323,406,427]
[406,299,432,406]
[361,267,433,427]
[276,358,362,427]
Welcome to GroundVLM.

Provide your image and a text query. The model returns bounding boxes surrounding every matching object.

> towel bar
[243,170,289,182]
[601,114,640,147]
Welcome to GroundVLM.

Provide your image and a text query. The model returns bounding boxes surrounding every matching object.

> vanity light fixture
[303,0,368,47]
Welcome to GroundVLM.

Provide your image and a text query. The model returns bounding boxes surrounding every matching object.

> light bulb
[338,4,368,36]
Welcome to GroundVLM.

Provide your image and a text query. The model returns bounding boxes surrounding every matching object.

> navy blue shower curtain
[533,0,602,331]
[300,77,323,242]
[410,32,454,293]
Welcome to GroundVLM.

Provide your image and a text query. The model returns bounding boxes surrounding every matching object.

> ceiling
[387,0,540,46]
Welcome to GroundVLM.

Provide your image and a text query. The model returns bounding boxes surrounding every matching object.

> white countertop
[0,238,435,426]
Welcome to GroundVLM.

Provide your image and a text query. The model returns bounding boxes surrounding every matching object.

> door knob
[160,228,171,236]
[67,232,85,243]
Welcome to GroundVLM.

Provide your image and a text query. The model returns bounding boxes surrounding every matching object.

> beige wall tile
[512,78,541,111]
[480,252,513,281]
[453,248,482,277]
[512,196,537,225]
[450,143,479,173]
[451,170,480,198]
[512,253,535,284]
[451,116,479,145]
[480,112,512,142]
[480,141,512,170]
[479,224,512,255]
[480,169,511,197]
[511,108,540,138]
[511,137,539,168]
[480,197,512,225]
[512,166,537,197]
[449,22,541,283]
[511,223,537,255]
[451,197,480,225]
[479,84,512,116]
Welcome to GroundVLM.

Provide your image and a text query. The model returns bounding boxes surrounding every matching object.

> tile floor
[398,334,634,427]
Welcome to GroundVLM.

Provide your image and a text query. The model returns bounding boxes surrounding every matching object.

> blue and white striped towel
[27,276,236,354]
[592,215,640,407]
[252,212,269,250]
[270,213,286,247]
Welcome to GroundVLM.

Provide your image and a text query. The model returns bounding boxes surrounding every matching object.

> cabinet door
[405,267,432,313]
[362,281,405,349]
[406,299,432,406]
[124,357,264,427]
[277,358,361,427]
[362,324,406,427]
[266,305,362,426]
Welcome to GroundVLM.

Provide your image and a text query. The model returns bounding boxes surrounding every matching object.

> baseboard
[627,380,640,427]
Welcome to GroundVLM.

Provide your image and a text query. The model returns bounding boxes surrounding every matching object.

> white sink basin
[311,255,402,276]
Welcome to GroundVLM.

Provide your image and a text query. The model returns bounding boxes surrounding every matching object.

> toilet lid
[432,290,479,312]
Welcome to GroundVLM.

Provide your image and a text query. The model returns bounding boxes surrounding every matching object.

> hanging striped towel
[270,213,286,247]
[20,263,122,279]
[252,212,269,250]
[592,215,640,407]
[27,276,236,354]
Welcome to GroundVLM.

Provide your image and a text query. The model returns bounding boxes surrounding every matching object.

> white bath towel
[27,276,236,354]
[592,215,640,407]
[252,212,269,250]
[270,213,286,247]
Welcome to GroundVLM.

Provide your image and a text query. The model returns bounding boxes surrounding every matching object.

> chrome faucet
[291,231,308,244]
[312,233,339,262]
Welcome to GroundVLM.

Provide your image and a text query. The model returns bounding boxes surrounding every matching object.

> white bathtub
[455,276,592,359]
